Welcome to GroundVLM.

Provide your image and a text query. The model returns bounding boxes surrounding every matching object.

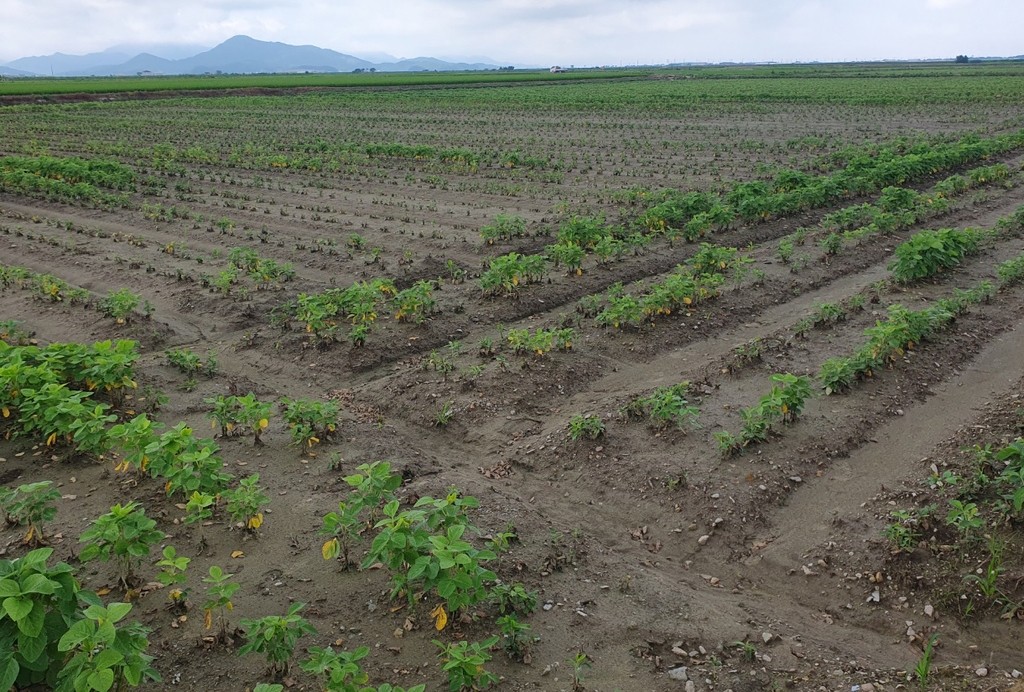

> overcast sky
[2,0,1022,65]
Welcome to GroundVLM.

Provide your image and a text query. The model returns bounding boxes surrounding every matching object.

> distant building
[137,71,162,77]
[550,66,566,73]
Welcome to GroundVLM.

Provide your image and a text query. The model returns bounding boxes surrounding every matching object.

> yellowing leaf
[322,538,340,560]
[96,588,111,596]
[247,514,263,530]
[231,550,244,558]
[2,406,10,418]
[46,432,57,446]
[212,420,217,429]
[430,604,448,631]
[204,610,212,630]
[258,418,269,429]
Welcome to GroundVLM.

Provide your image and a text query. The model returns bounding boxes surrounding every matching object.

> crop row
[887,204,1024,283]
[800,164,1018,260]
[5,64,1023,106]
[576,243,747,328]
[0,265,156,325]
[0,265,90,304]
[638,129,1024,236]
[0,67,642,97]
[818,208,1024,394]
[826,163,1011,234]
[0,155,135,207]
[564,223,1024,458]
[0,336,545,691]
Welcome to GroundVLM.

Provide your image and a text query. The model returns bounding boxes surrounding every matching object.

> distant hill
[106,42,211,61]
[0,65,34,77]
[171,35,374,75]
[6,49,132,76]
[65,54,176,77]
[1,35,501,77]
[378,57,503,72]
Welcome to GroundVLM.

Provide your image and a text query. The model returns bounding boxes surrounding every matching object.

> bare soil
[2,91,1024,692]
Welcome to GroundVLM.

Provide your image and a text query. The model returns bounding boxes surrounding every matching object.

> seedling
[567,413,605,441]
[224,474,270,532]
[480,214,528,243]
[109,414,164,474]
[777,237,794,263]
[479,252,549,296]
[914,634,939,690]
[393,280,437,323]
[489,581,538,615]
[301,645,373,689]
[946,499,983,537]
[811,302,846,325]
[734,640,757,662]
[713,430,742,457]
[636,384,700,430]
[56,602,160,692]
[201,566,240,639]
[320,500,363,569]
[0,319,33,345]
[362,490,497,613]
[78,501,165,586]
[497,614,535,661]
[155,545,191,610]
[730,339,762,368]
[183,491,216,546]
[820,232,843,257]
[207,392,272,445]
[433,400,455,427]
[434,637,500,692]
[2,481,61,545]
[568,652,591,692]
[280,395,339,448]
[964,541,1004,600]
[166,348,217,377]
[166,348,198,376]
[98,288,141,324]
[239,603,318,679]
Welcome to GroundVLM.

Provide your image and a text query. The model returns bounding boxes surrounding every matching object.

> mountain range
[0,36,504,77]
